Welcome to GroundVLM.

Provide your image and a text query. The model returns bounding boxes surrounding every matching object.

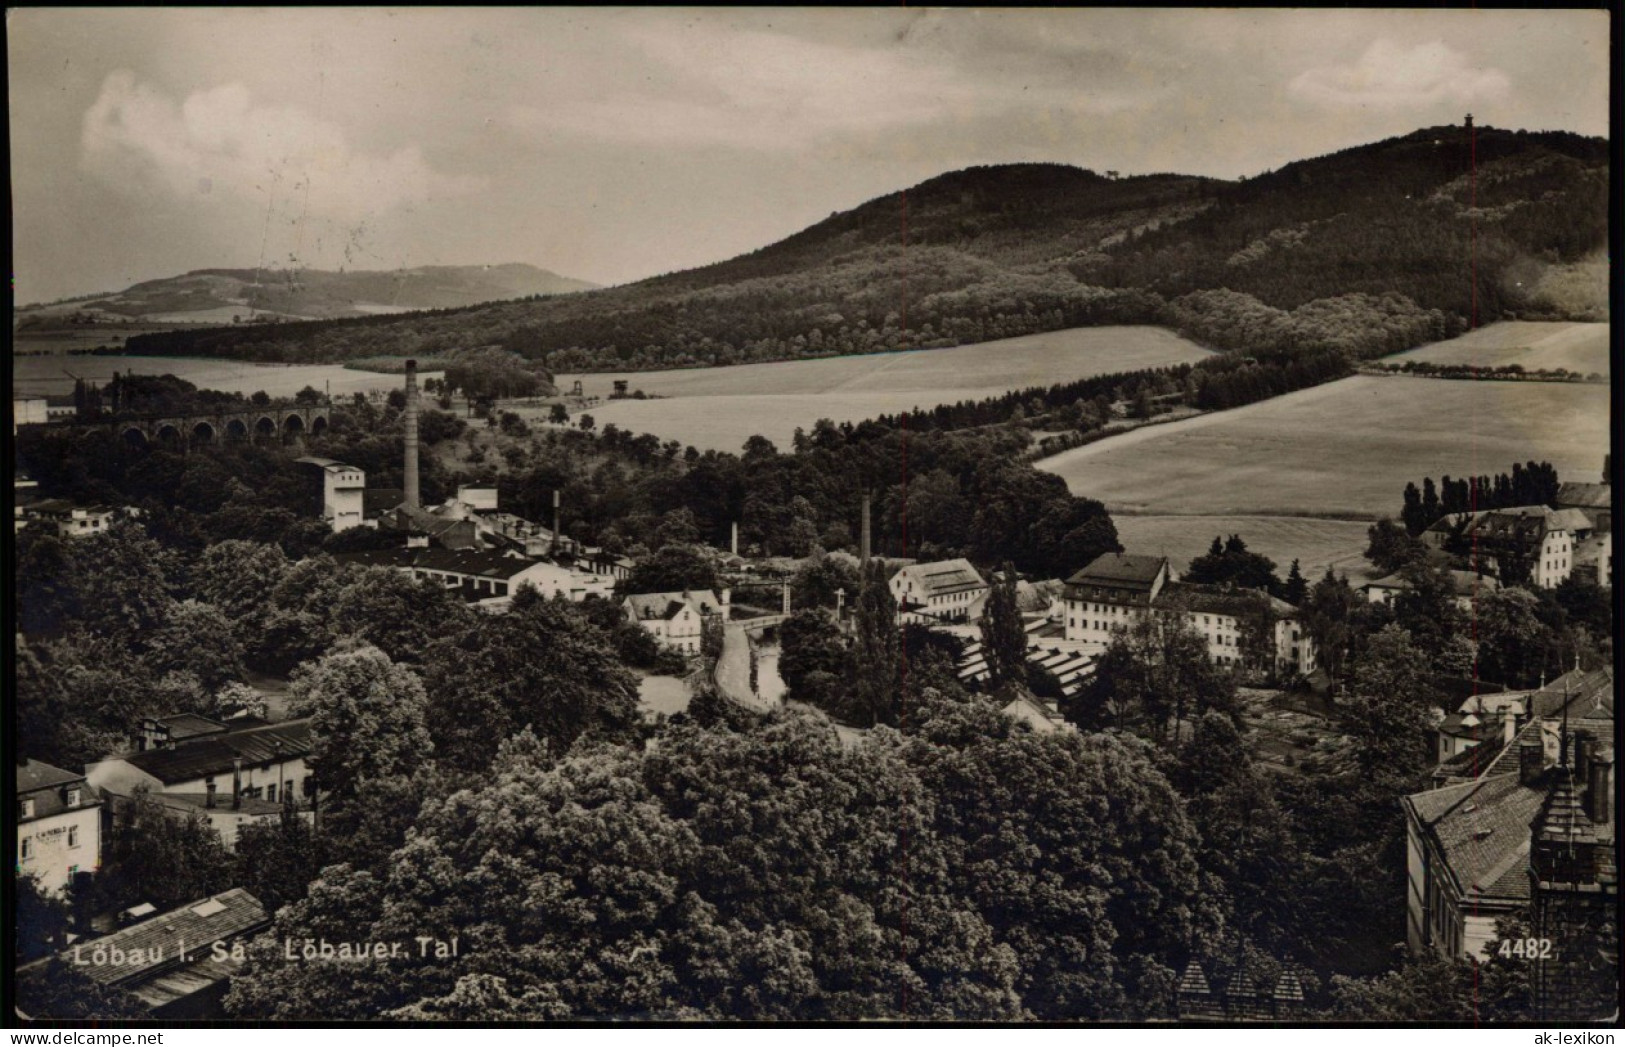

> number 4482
[1497,937,1553,959]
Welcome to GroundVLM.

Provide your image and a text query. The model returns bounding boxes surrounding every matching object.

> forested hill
[123,123,1608,371]
[18,263,597,324]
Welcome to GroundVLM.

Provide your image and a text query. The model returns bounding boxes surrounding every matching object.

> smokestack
[232,756,243,811]
[860,490,871,572]
[551,489,561,556]
[403,360,421,510]
[731,521,739,558]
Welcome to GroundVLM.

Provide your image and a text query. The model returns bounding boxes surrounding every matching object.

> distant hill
[123,123,1607,370]
[18,263,596,324]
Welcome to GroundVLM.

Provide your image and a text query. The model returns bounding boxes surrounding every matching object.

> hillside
[121,123,1607,370]
[18,263,596,324]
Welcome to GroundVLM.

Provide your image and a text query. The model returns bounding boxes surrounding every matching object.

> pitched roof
[1066,553,1168,589]
[1404,772,1545,903]
[153,713,230,741]
[120,720,313,784]
[1526,666,1613,722]
[1163,580,1300,618]
[294,456,358,473]
[1555,482,1610,510]
[1553,481,1605,510]
[1461,505,1591,544]
[1364,569,1500,598]
[17,759,84,794]
[66,889,269,988]
[333,547,549,581]
[624,590,721,620]
[363,488,405,514]
[892,559,987,599]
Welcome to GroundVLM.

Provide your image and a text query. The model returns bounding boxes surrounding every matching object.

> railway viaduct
[109,404,333,448]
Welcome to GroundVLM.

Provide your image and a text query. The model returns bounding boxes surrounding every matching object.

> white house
[86,720,313,849]
[1062,552,1316,676]
[888,559,989,623]
[1362,568,1500,612]
[17,760,102,895]
[1427,506,1590,588]
[623,589,727,654]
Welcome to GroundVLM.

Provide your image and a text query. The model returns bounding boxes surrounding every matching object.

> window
[20,799,35,820]
[304,776,315,797]
[68,825,79,849]
[66,787,81,807]
[266,784,278,804]
[20,837,33,861]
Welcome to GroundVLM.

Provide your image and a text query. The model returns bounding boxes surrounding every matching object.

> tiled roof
[1404,772,1546,903]
[1462,505,1589,544]
[1526,667,1613,721]
[66,889,269,988]
[17,759,84,794]
[1065,553,1167,589]
[121,720,312,785]
[892,559,987,599]
[1556,482,1611,510]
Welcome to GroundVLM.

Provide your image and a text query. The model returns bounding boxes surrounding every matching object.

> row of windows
[18,789,84,820]
[19,824,84,860]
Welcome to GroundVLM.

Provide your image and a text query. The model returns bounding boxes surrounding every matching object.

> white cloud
[1289,39,1510,109]
[80,71,485,223]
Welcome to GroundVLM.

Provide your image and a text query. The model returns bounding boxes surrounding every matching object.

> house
[1429,506,1591,588]
[86,719,314,848]
[1554,480,1610,534]
[1362,568,1500,611]
[1572,529,1611,588]
[994,682,1075,735]
[25,889,271,1018]
[331,547,614,608]
[1402,668,1613,966]
[296,457,366,532]
[17,759,103,895]
[577,546,636,582]
[1062,552,1316,676]
[624,589,727,654]
[375,505,480,550]
[888,559,989,623]
[16,498,130,539]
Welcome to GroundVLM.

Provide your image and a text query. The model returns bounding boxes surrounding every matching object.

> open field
[561,326,1212,400]
[1037,373,1609,518]
[1383,321,1610,374]
[1114,514,1380,583]
[557,326,1213,451]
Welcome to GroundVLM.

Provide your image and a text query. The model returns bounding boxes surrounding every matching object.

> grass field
[1113,514,1381,584]
[560,326,1213,452]
[1383,321,1610,374]
[12,351,443,400]
[1037,373,1610,518]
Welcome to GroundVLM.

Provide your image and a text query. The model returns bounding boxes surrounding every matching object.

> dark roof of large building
[1065,553,1168,590]
[1364,569,1501,599]
[1555,482,1611,510]
[624,589,722,620]
[1526,666,1613,722]
[1460,506,1592,544]
[119,720,313,784]
[17,760,98,823]
[150,713,230,741]
[1163,580,1300,619]
[66,889,269,989]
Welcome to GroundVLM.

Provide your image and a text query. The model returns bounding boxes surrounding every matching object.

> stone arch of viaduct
[113,405,331,449]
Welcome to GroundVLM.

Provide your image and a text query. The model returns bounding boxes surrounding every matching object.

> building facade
[888,559,989,623]
[1062,553,1316,676]
[623,589,726,653]
[17,760,102,895]
[297,457,366,532]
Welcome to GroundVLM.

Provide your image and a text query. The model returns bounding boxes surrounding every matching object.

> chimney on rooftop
[1519,739,1545,786]
[404,360,421,510]
[1586,750,1611,827]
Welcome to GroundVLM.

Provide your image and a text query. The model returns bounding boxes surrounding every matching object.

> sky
[8,8,1610,305]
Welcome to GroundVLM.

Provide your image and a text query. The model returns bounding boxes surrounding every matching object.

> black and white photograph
[7,7,1614,1029]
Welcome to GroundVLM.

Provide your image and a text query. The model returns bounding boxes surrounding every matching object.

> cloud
[1289,39,1510,109]
[80,71,485,223]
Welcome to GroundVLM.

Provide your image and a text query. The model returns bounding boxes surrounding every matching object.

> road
[715,623,779,714]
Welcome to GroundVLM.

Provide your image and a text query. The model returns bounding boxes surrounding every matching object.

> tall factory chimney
[731,521,739,558]
[403,359,421,510]
[860,490,872,572]
[551,489,562,556]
